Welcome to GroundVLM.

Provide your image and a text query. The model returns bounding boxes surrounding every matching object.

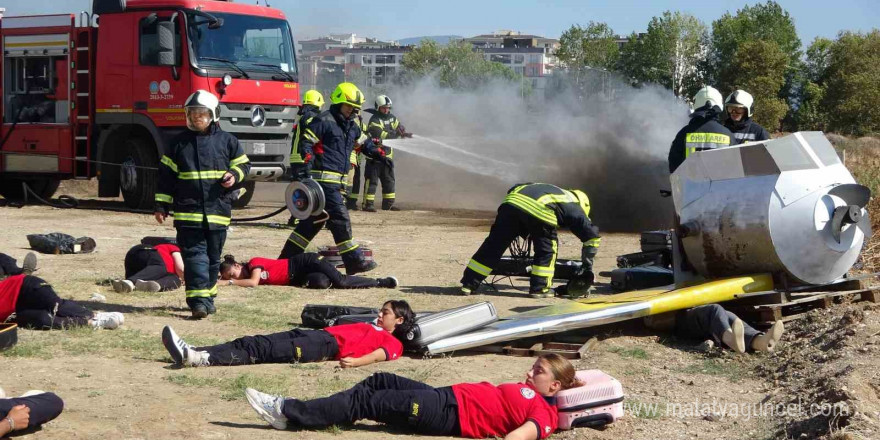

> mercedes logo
[251,106,266,127]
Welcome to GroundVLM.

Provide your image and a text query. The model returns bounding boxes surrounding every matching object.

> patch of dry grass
[833,135,880,273]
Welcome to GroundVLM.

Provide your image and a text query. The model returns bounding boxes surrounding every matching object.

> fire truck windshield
[187,12,296,79]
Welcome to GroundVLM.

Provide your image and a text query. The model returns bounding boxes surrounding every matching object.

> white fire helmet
[184,90,220,130]
[692,86,724,112]
[725,90,754,118]
[375,95,392,110]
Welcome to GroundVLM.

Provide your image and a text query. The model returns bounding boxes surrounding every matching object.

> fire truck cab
[0,0,300,208]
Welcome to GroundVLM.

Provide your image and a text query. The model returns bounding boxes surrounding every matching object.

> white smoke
[381,73,690,232]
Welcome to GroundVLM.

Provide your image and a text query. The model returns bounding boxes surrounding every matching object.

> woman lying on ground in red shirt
[162,300,414,368]
[243,353,582,440]
[219,253,397,289]
[111,244,184,293]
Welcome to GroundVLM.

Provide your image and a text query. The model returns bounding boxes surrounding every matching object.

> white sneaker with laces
[245,388,288,430]
[111,279,135,293]
[162,326,191,365]
[92,312,124,329]
[185,348,211,367]
[135,280,162,292]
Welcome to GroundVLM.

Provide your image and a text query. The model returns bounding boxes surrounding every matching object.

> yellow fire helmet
[330,82,365,109]
[303,89,325,109]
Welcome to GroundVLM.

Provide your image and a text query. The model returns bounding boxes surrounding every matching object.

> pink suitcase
[555,370,624,430]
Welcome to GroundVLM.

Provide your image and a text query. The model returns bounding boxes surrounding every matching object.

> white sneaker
[162,325,191,365]
[92,312,124,330]
[20,390,46,397]
[245,388,288,430]
[111,279,134,293]
[135,280,162,293]
[184,349,211,367]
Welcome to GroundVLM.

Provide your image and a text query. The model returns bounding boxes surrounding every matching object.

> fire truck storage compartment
[3,34,70,124]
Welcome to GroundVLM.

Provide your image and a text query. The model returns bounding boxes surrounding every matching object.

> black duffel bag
[300,304,378,329]
[26,232,96,254]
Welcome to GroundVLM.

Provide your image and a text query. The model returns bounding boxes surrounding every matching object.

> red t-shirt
[247,258,290,286]
[0,275,27,322]
[153,244,180,275]
[452,382,558,439]
[323,323,403,361]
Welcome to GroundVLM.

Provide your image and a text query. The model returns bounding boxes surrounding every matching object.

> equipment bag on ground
[300,304,379,328]
[26,233,96,254]
[556,369,624,429]
[609,266,674,291]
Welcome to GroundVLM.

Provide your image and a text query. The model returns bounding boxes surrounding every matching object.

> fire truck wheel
[120,137,158,210]
[232,180,256,209]
[0,178,61,201]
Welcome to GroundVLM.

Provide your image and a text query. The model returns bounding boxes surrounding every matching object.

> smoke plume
[382,73,689,232]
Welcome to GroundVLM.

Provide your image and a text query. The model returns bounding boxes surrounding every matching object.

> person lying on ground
[644,304,784,353]
[245,353,581,439]
[0,387,64,436]
[0,252,37,279]
[219,253,398,289]
[111,243,184,293]
[0,275,124,330]
[162,300,414,368]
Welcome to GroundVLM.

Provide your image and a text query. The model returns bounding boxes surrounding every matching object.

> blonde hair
[538,353,583,389]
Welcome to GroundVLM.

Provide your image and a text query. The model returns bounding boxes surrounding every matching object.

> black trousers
[123,245,181,291]
[0,252,23,277]
[675,304,761,348]
[280,181,366,266]
[199,328,339,366]
[364,159,396,209]
[347,162,362,203]
[281,372,460,435]
[288,254,379,289]
[177,227,227,310]
[14,276,92,330]
[0,392,64,431]
[462,204,556,292]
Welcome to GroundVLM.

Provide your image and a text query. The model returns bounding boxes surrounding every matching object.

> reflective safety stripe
[287,231,311,250]
[304,129,319,143]
[536,192,577,205]
[336,240,359,254]
[382,193,396,198]
[229,154,250,168]
[467,259,492,277]
[532,240,558,290]
[365,194,376,201]
[155,193,173,203]
[160,155,179,173]
[503,193,558,226]
[347,193,359,200]
[684,133,730,158]
[173,212,231,226]
[386,148,394,160]
[231,166,245,182]
[584,238,602,248]
[391,120,399,130]
[185,286,217,298]
[349,150,358,164]
[178,170,227,180]
[531,265,554,276]
[310,170,345,184]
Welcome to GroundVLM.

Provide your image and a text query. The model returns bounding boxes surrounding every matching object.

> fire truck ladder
[72,15,95,180]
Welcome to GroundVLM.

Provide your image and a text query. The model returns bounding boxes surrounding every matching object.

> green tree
[804,37,833,82]
[709,1,801,93]
[791,37,833,131]
[726,40,790,131]
[556,22,620,70]
[400,39,520,90]
[822,30,880,135]
[617,11,708,97]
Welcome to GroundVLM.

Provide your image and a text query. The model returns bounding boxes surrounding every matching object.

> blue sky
[3,0,877,48]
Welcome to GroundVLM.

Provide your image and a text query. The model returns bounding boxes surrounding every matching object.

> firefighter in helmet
[288,90,325,225]
[280,82,385,275]
[723,90,770,145]
[155,90,251,319]
[360,95,411,212]
[345,112,370,211]
[460,183,601,298]
[668,86,734,173]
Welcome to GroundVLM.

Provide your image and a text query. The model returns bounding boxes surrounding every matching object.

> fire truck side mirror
[156,21,177,67]
[92,0,126,15]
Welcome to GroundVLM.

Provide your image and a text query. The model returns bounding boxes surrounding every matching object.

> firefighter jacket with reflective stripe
[294,104,381,182]
[668,107,733,173]
[366,111,401,161]
[724,118,770,145]
[503,183,601,247]
[155,123,251,230]
[290,104,322,164]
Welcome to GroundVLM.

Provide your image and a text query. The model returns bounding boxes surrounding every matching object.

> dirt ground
[1,181,876,440]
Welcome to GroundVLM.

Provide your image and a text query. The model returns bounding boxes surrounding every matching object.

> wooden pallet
[725,286,880,325]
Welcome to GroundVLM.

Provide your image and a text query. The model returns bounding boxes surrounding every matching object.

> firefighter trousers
[281,372,460,435]
[279,181,367,266]
[461,204,558,293]
[364,159,395,209]
[177,227,227,311]
[288,253,380,289]
[347,163,362,205]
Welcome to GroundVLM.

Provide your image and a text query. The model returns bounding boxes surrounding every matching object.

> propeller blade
[829,184,871,208]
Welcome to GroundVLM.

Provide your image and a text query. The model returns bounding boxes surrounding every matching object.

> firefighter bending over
[361,95,411,212]
[668,86,733,173]
[279,82,385,275]
[460,183,600,298]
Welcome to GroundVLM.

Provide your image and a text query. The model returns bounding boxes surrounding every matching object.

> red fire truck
[0,0,300,208]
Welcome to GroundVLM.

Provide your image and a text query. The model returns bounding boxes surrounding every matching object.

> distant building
[461,31,560,99]
[343,46,413,86]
